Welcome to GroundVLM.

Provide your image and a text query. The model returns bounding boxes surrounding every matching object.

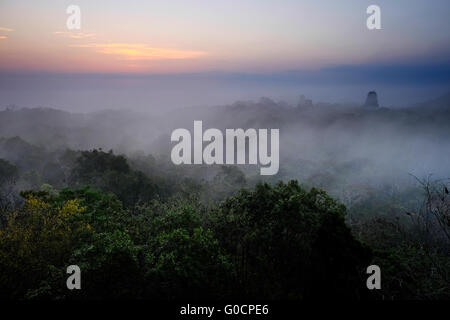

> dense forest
[0,94,449,300]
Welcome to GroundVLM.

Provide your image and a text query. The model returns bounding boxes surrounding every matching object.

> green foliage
[0,191,88,299]
[0,186,232,300]
[69,149,160,208]
[0,158,18,214]
[0,142,448,300]
[212,180,372,299]
[129,200,232,299]
[0,158,18,184]
[372,245,450,300]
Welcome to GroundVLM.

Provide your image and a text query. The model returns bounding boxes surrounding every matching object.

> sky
[0,0,449,111]
[0,0,449,74]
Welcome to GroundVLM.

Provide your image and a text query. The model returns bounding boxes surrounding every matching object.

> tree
[69,149,159,208]
[0,159,18,215]
[0,191,88,299]
[211,180,372,299]
[130,199,232,300]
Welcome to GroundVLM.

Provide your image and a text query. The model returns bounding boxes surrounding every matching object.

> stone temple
[364,91,379,108]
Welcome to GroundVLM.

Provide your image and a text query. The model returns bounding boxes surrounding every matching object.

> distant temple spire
[364,91,379,108]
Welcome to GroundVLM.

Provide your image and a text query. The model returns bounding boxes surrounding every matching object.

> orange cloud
[54,31,96,39]
[0,27,13,39]
[70,43,207,60]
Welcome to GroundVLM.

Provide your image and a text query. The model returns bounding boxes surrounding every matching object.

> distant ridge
[412,91,450,110]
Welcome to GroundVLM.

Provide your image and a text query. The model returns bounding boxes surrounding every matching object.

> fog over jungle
[2,0,450,302]
[1,78,450,206]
